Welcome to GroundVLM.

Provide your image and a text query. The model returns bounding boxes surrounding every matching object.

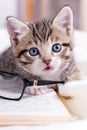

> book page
[0,91,70,116]
[0,91,74,125]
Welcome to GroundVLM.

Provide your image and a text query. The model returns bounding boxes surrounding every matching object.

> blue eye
[29,47,39,56]
[52,43,62,52]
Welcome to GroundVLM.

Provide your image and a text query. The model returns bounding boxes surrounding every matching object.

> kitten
[0,6,82,95]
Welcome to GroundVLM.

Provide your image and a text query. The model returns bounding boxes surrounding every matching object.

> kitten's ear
[52,6,73,36]
[6,17,29,41]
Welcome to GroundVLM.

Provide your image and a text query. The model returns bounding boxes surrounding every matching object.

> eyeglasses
[0,71,65,101]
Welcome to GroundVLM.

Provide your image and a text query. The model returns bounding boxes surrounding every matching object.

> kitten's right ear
[6,17,29,42]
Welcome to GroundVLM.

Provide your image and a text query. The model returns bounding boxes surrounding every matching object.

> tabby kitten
[0,6,82,95]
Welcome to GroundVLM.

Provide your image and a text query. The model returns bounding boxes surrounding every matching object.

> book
[0,91,76,126]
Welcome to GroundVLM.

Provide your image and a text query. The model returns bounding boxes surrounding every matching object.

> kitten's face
[6,6,74,78]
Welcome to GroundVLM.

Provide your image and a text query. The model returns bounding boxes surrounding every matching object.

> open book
[0,90,76,126]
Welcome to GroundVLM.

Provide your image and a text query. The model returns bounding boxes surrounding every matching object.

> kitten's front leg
[25,86,53,95]
[59,78,87,97]
[58,77,87,119]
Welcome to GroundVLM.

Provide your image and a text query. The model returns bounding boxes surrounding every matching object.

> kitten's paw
[25,86,53,95]
[59,79,87,97]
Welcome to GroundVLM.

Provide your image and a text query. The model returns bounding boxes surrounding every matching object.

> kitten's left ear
[52,6,73,36]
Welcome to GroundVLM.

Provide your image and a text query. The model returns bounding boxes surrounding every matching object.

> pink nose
[43,59,51,65]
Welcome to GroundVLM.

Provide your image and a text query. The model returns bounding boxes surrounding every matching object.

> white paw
[59,79,87,97]
[25,86,53,95]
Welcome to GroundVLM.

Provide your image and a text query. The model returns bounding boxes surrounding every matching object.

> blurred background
[0,0,87,31]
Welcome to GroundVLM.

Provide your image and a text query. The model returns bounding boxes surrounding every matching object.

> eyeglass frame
[0,71,65,101]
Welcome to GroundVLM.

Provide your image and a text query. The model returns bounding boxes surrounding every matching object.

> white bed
[0,28,87,130]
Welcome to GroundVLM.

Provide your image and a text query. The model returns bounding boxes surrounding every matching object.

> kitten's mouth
[43,66,54,71]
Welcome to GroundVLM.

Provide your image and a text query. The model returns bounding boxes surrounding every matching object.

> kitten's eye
[52,43,62,53]
[29,47,39,56]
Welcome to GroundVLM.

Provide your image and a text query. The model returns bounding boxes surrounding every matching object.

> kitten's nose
[43,59,51,65]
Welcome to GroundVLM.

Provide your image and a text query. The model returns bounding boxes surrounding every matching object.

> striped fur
[0,6,82,83]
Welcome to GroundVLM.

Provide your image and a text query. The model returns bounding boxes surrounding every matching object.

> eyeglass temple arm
[25,80,65,86]
[37,80,65,86]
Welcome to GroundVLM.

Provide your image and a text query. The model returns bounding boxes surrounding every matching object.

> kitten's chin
[40,67,60,80]
[41,66,59,77]
[32,66,58,77]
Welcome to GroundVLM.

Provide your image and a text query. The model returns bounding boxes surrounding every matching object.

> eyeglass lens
[0,72,25,99]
